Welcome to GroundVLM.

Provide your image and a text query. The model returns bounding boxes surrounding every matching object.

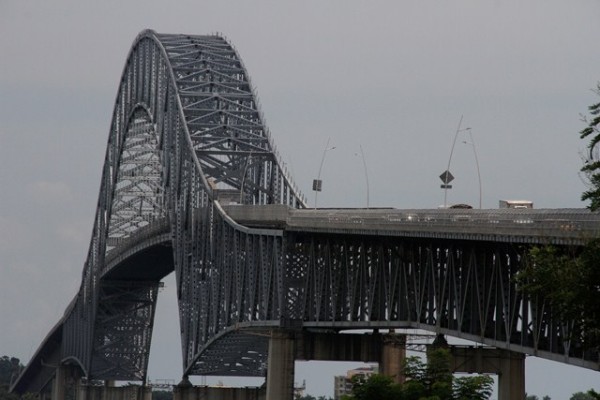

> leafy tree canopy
[570,390,600,400]
[342,348,493,400]
[152,390,173,400]
[296,395,333,400]
[580,83,600,210]
[516,241,600,349]
[0,357,21,387]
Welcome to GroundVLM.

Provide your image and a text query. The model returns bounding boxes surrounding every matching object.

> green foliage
[347,374,402,400]
[580,83,600,210]
[152,390,173,400]
[571,392,596,400]
[296,395,317,400]
[516,241,600,348]
[0,357,21,387]
[515,245,581,318]
[453,375,494,400]
[344,348,492,400]
[571,389,600,400]
[0,356,24,400]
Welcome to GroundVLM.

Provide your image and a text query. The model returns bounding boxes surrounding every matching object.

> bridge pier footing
[74,383,151,400]
[380,333,407,384]
[266,329,296,400]
[173,385,264,400]
[267,329,406,399]
[450,346,525,400]
[51,364,81,400]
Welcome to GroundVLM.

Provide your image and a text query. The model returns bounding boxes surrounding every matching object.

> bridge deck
[223,205,600,245]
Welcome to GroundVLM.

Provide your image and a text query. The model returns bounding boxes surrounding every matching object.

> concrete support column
[52,364,80,400]
[102,380,115,400]
[51,365,67,400]
[266,329,295,400]
[450,346,525,400]
[497,351,525,400]
[76,383,88,400]
[173,385,265,400]
[173,376,193,400]
[379,333,406,384]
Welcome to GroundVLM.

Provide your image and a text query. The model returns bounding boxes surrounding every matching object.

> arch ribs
[57,30,306,382]
[13,31,600,397]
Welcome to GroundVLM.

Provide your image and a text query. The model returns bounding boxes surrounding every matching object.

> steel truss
[13,30,600,396]
[90,281,159,380]
[57,30,305,383]
[284,232,598,368]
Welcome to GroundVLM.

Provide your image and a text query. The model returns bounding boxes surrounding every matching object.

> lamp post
[313,137,336,209]
[462,129,482,209]
[441,116,471,208]
[355,145,370,208]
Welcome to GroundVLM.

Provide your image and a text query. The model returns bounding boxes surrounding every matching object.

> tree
[152,390,173,400]
[580,83,600,210]
[424,348,453,399]
[0,356,24,400]
[343,374,402,400]
[515,245,581,321]
[516,241,600,349]
[343,348,493,400]
[453,375,494,400]
[571,390,600,400]
[0,356,21,386]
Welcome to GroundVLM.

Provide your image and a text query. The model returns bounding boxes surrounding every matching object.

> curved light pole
[313,137,336,209]
[355,145,370,208]
[442,116,471,208]
[462,130,482,209]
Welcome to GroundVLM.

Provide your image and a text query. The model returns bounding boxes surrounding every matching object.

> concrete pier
[51,364,81,400]
[266,330,296,400]
[265,330,406,400]
[173,386,265,400]
[450,346,525,400]
[380,333,407,384]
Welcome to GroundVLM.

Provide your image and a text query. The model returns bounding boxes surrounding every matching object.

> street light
[462,129,482,209]
[313,137,336,209]
[440,116,471,208]
[355,145,370,208]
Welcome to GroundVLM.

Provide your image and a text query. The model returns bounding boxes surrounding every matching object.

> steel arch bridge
[12,30,600,395]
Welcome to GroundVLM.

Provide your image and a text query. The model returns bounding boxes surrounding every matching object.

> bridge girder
[12,30,600,396]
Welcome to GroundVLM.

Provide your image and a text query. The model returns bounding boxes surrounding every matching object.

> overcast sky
[2,1,600,398]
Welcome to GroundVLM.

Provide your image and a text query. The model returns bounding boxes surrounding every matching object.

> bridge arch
[13,30,306,392]
[12,31,600,398]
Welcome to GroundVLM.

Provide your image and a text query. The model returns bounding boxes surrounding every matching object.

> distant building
[333,365,377,400]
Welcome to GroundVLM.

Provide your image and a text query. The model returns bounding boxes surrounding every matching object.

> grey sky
[1,1,600,398]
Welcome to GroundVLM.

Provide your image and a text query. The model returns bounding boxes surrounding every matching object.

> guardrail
[104,218,171,266]
[224,206,600,245]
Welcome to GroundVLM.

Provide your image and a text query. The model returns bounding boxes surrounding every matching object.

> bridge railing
[104,218,171,266]
[284,208,600,244]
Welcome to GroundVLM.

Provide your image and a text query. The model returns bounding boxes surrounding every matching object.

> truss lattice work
[12,30,600,395]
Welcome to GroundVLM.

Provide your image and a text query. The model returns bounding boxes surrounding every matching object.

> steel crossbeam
[11,30,600,397]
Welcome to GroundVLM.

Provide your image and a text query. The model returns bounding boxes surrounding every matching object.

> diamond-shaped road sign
[439,170,454,184]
